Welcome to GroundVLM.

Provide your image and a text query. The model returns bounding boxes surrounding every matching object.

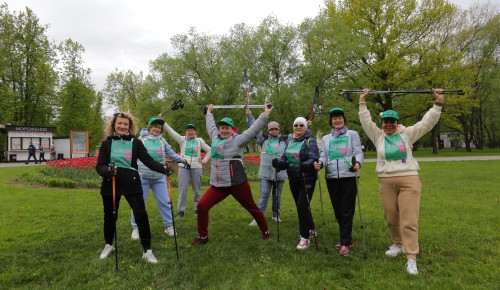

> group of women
[95,88,445,275]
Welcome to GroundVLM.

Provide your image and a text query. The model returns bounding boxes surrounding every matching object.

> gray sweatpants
[177,167,203,212]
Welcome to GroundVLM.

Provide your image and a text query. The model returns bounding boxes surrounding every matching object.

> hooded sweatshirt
[137,128,184,179]
[163,122,211,169]
[359,105,442,177]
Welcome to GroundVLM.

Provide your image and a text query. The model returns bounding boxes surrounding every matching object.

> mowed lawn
[0,160,499,289]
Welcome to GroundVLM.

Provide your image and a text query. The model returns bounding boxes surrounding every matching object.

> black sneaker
[177,211,184,218]
[191,236,208,245]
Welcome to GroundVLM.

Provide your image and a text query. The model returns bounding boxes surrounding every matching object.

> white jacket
[163,122,211,169]
[359,105,442,177]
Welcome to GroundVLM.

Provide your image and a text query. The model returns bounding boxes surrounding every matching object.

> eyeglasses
[269,128,280,131]
[294,124,305,128]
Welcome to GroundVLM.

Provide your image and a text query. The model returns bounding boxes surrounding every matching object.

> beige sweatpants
[379,175,422,260]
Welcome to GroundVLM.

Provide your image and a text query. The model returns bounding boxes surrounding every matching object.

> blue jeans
[131,177,173,229]
[257,179,284,217]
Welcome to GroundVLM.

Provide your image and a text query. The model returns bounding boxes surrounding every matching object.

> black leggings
[289,178,316,239]
[102,193,151,251]
[326,177,357,245]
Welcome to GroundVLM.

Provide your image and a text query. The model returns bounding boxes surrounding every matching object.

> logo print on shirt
[124,150,132,161]
[218,144,224,153]
[397,141,406,152]
[194,146,199,153]
[340,145,347,156]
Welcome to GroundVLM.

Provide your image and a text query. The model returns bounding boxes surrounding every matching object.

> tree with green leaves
[56,38,101,153]
[0,4,58,126]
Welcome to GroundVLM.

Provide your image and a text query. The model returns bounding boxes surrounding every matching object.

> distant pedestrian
[39,144,47,163]
[50,143,56,161]
[25,142,38,164]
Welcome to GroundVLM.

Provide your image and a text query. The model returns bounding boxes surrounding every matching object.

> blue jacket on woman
[276,130,319,182]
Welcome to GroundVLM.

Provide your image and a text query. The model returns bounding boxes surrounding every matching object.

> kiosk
[3,125,56,162]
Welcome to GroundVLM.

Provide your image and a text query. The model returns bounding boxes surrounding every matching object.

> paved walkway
[1,155,499,168]
[364,155,500,162]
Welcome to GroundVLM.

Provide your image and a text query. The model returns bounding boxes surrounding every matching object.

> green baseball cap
[329,107,345,116]
[217,117,234,127]
[186,124,196,130]
[380,110,399,120]
[148,117,165,125]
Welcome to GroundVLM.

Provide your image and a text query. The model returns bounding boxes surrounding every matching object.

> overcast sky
[5,0,478,93]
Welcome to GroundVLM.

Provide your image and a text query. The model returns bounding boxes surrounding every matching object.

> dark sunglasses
[269,128,280,131]
[382,118,397,124]
[294,124,305,128]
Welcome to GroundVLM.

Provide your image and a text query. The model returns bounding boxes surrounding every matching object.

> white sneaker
[385,244,404,257]
[272,216,282,222]
[131,228,140,240]
[406,259,418,275]
[142,249,158,264]
[296,237,310,250]
[248,219,257,226]
[164,226,176,237]
[99,244,114,259]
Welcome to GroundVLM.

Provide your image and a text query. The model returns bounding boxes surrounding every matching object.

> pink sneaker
[296,237,310,250]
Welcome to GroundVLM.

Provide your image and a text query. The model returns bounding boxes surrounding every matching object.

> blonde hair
[104,112,138,136]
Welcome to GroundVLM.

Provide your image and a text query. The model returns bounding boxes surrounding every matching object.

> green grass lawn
[0,161,499,289]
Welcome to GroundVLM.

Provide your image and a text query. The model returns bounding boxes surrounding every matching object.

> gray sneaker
[164,226,176,237]
[248,219,257,226]
[99,244,114,259]
[142,249,158,264]
[385,244,404,257]
[406,259,418,275]
[131,228,140,240]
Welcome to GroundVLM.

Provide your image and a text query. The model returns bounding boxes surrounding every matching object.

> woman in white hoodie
[162,121,211,218]
[358,88,444,275]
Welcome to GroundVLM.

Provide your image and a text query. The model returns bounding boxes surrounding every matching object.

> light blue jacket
[319,129,364,179]
[137,128,184,179]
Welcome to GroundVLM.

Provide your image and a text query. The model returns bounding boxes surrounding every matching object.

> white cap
[293,117,307,128]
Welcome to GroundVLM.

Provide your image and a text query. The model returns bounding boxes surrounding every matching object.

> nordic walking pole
[315,159,328,254]
[302,172,319,251]
[351,156,366,259]
[315,159,326,226]
[274,168,280,243]
[309,86,319,122]
[339,89,464,102]
[110,161,118,271]
[244,69,251,128]
[165,163,179,260]
[161,99,184,116]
